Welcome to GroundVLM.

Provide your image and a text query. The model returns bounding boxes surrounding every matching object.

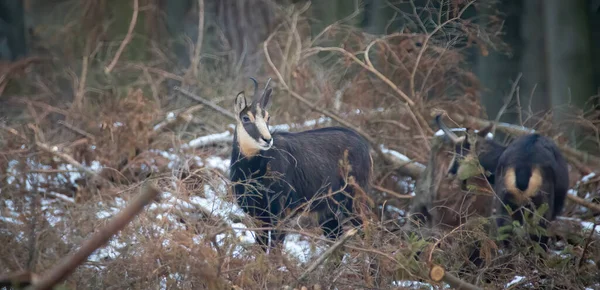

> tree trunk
[475,0,523,139]
[0,0,27,60]
[520,0,550,120]
[543,0,595,149]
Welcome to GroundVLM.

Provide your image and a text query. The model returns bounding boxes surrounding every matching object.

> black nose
[262,137,272,144]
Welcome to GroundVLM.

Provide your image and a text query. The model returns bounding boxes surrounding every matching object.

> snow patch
[505,275,526,288]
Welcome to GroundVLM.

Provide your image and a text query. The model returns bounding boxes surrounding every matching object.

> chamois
[436,114,570,251]
[493,133,569,251]
[435,114,505,186]
[229,78,372,251]
[427,115,507,267]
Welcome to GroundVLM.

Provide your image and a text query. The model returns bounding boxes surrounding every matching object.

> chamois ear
[234,91,246,114]
[261,88,273,110]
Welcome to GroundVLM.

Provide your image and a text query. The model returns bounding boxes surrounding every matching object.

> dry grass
[1,1,599,289]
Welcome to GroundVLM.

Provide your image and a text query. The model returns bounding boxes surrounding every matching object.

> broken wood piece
[27,184,161,290]
[429,264,445,282]
[297,228,358,282]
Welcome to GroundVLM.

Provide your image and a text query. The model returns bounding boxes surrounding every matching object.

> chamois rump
[229,78,372,251]
[493,133,569,251]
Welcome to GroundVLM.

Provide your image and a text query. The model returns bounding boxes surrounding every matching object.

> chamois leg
[318,214,347,269]
[468,242,484,268]
[254,216,286,253]
[527,209,551,253]
[493,202,514,250]
[321,215,344,240]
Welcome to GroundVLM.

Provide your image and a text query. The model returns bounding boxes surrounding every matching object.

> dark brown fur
[493,134,569,251]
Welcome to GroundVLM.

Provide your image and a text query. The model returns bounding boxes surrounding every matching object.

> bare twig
[297,228,358,282]
[28,184,161,290]
[493,73,523,135]
[372,184,413,199]
[104,0,139,74]
[58,120,95,141]
[174,86,237,121]
[152,104,204,133]
[264,32,408,169]
[35,141,106,183]
[578,222,598,268]
[74,56,89,109]
[409,1,475,100]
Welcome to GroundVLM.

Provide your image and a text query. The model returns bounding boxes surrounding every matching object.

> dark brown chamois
[493,133,569,252]
[436,114,569,252]
[420,115,507,268]
[435,114,505,187]
[229,78,372,251]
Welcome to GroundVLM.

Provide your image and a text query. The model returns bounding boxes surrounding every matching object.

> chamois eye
[242,115,251,123]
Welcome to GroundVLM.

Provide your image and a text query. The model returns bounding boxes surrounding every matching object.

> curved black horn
[249,77,261,105]
[435,114,465,144]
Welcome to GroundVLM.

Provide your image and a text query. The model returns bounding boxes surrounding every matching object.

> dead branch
[58,120,95,141]
[372,184,413,199]
[73,56,88,109]
[578,222,598,268]
[567,194,600,214]
[448,112,600,171]
[27,184,161,290]
[151,104,205,133]
[174,86,237,121]
[493,72,523,135]
[409,1,475,101]
[104,0,139,74]
[190,0,205,79]
[441,270,483,290]
[297,228,358,282]
[35,141,107,184]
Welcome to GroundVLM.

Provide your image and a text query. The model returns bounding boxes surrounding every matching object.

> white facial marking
[254,107,272,148]
[237,123,262,157]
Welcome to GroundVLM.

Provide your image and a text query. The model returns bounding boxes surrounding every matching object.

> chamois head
[233,78,274,156]
[434,114,496,179]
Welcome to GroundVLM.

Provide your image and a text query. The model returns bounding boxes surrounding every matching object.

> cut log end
[429,264,445,282]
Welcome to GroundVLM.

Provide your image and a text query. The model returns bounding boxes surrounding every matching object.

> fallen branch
[151,104,205,133]
[440,270,483,290]
[372,184,413,199]
[58,120,95,141]
[35,141,107,184]
[104,0,139,74]
[297,228,358,282]
[27,184,161,290]
[448,112,600,171]
[567,194,600,214]
[174,86,237,121]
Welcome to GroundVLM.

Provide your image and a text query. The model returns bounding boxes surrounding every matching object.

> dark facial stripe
[243,123,262,142]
